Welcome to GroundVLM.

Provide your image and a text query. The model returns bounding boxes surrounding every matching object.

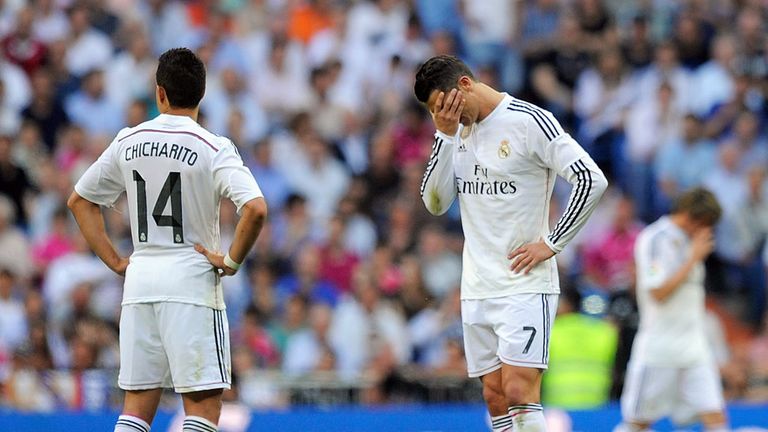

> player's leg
[180,389,224,431]
[481,369,514,431]
[116,389,163,432]
[500,364,545,431]
[493,294,557,432]
[679,363,728,432]
[615,363,675,432]
[159,303,231,431]
[115,304,172,432]
[462,299,511,431]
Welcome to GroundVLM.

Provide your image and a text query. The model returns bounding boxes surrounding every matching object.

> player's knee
[503,381,533,406]
[482,382,506,410]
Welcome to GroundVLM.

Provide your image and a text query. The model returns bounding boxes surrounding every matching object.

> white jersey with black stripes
[420,93,607,299]
[74,113,263,309]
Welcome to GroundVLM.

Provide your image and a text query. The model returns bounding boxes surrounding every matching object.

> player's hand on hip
[690,227,715,262]
[431,88,465,136]
[508,241,556,274]
[194,244,237,276]
[111,257,130,276]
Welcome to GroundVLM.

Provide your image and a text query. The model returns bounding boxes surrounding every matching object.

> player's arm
[68,135,129,276]
[194,197,267,276]
[510,113,608,273]
[648,228,714,302]
[421,89,463,215]
[195,142,267,276]
[67,193,129,275]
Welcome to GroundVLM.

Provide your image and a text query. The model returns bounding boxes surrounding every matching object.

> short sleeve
[212,140,263,213]
[638,234,683,291]
[74,137,125,207]
[525,112,589,177]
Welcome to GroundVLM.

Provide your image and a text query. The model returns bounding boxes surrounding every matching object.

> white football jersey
[421,94,607,299]
[631,216,711,366]
[75,114,263,309]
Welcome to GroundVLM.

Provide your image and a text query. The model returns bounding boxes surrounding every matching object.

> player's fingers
[512,254,532,273]
[524,258,540,274]
[441,89,457,114]
[508,247,526,260]
[194,243,209,256]
[433,91,445,114]
[449,91,463,114]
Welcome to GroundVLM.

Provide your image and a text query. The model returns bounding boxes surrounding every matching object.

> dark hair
[413,55,475,103]
[671,187,722,226]
[156,48,206,109]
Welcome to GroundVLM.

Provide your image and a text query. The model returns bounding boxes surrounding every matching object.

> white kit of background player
[417,55,607,431]
[69,48,266,432]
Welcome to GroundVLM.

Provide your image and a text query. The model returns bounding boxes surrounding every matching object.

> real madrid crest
[498,139,510,159]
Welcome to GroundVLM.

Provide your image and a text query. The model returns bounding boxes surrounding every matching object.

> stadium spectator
[0,0,767,416]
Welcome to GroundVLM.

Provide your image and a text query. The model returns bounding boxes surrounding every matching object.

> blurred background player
[616,188,727,432]
[415,55,607,431]
[67,48,267,432]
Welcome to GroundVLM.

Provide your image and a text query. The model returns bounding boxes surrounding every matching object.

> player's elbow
[241,197,268,224]
[66,191,84,212]
[593,171,609,197]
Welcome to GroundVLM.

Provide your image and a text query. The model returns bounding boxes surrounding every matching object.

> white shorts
[620,361,725,423]
[462,293,558,378]
[118,302,231,393]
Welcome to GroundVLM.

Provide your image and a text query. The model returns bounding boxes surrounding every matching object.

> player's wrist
[435,129,457,141]
[223,253,241,272]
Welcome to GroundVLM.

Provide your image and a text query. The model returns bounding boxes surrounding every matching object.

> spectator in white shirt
[63,4,112,77]
[64,69,123,136]
[0,268,27,351]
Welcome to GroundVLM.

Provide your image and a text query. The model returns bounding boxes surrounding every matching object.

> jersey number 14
[132,170,183,244]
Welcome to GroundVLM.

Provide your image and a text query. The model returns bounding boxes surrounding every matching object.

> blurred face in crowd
[69,7,91,36]
[83,71,105,98]
[0,135,11,164]
[613,197,636,232]
[682,115,701,143]
[734,112,759,143]
[0,269,14,300]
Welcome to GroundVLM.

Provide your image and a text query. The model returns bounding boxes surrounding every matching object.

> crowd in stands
[0,0,767,412]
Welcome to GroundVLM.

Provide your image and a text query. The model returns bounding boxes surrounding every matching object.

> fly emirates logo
[456,164,517,196]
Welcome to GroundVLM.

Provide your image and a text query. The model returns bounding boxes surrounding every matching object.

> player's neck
[475,83,505,123]
[162,106,200,122]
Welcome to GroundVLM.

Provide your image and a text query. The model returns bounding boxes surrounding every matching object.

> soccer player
[67,48,267,432]
[415,55,608,431]
[617,188,727,432]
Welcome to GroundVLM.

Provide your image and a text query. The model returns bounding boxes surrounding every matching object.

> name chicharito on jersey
[124,141,199,166]
[456,164,517,195]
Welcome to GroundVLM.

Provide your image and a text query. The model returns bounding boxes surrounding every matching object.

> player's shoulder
[637,217,675,250]
[501,96,561,135]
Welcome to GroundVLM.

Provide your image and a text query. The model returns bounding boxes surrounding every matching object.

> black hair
[413,55,475,103]
[156,48,206,109]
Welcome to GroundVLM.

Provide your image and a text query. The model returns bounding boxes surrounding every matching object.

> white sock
[183,416,218,432]
[508,404,546,431]
[114,414,150,432]
[491,413,513,431]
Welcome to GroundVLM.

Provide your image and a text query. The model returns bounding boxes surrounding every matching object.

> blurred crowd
[0,0,767,413]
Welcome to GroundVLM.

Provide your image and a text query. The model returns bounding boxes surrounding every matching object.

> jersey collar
[478,93,512,126]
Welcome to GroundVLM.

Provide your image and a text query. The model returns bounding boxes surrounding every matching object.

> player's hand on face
[194,244,237,276]
[508,241,556,274]
[690,227,715,262]
[111,257,130,276]
[431,88,465,136]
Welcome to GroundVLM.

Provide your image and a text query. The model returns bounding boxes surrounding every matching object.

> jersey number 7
[133,170,184,243]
